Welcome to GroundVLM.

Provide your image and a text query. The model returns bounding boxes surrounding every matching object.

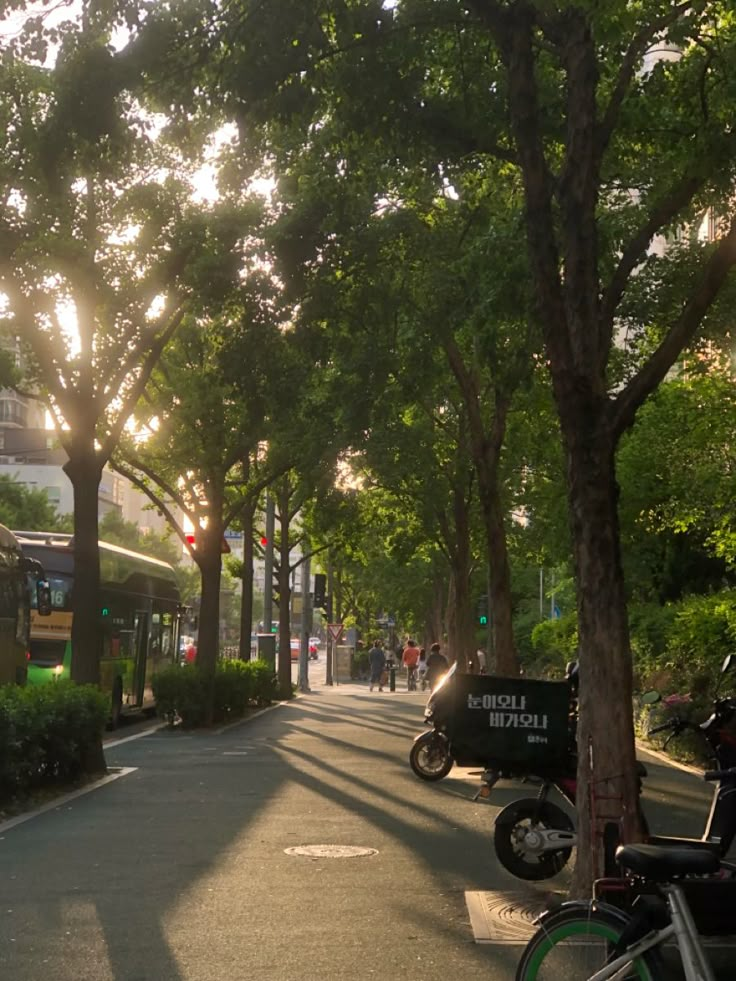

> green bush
[0,682,108,803]
[527,612,579,677]
[631,590,736,696]
[152,658,276,728]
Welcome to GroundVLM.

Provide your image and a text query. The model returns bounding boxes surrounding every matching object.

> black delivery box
[448,674,571,770]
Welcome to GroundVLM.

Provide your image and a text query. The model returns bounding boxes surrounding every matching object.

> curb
[635,739,704,778]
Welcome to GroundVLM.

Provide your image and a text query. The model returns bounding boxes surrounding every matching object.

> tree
[0,7,215,683]
[458,0,736,887]
[114,304,286,684]
[0,474,69,531]
[134,0,736,885]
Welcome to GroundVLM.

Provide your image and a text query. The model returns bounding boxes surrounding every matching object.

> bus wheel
[109,679,123,730]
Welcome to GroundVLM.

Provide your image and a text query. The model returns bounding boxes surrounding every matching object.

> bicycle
[407,665,417,691]
[515,768,736,980]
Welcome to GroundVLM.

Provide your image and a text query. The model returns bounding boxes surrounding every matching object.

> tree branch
[611,214,736,437]
[596,1,697,163]
[110,456,196,561]
[99,302,187,462]
[599,170,706,349]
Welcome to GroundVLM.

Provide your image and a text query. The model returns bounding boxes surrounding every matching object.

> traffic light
[313,573,327,609]
[476,594,489,626]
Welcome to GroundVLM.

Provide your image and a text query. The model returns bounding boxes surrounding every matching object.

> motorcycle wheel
[494,799,575,881]
[409,733,454,781]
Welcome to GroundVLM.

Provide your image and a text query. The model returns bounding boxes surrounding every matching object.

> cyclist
[402,639,420,691]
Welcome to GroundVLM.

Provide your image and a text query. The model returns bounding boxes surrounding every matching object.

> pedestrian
[426,642,448,690]
[402,638,420,690]
[416,648,429,690]
[368,638,386,692]
[476,647,487,674]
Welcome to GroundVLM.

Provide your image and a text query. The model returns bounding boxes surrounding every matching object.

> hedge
[0,682,108,803]
[152,658,276,728]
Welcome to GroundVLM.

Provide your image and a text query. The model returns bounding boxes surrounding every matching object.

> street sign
[327,623,344,641]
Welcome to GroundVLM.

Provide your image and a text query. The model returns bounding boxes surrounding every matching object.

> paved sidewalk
[0,682,726,980]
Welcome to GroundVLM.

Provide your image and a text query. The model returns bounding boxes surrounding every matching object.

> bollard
[389,663,396,692]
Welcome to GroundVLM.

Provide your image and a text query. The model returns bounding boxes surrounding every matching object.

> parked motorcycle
[480,757,649,881]
[645,653,736,860]
[488,653,736,882]
[409,662,573,791]
[409,663,456,781]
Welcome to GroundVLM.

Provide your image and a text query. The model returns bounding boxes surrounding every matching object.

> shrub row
[152,658,276,728]
[529,588,736,697]
[0,682,108,803]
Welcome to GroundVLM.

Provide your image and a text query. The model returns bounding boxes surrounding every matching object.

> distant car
[309,638,320,660]
[290,638,301,661]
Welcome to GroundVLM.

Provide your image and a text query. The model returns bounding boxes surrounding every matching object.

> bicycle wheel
[515,904,664,981]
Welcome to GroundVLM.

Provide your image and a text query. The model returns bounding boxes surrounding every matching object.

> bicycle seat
[616,843,720,881]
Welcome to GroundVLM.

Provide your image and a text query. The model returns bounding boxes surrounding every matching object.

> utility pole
[263,494,275,631]
[325,553,334,685]
[299,552,311,693]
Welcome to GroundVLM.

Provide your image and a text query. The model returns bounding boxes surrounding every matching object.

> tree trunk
[63,446,103,686]
[448,480,474,671]
[443,340,520,677]
[564,420,641,893]
[196,524,223,679]
[428,574,445,650]
[238,501,255,660]
[445,575,457,663]
[482,480,518,676]
[276,487,292,699]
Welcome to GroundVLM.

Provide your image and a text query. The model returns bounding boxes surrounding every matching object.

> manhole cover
[465,890,547,944]
[284,844,378,858]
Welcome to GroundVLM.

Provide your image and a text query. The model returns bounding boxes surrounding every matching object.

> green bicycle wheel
[515,905,664,981]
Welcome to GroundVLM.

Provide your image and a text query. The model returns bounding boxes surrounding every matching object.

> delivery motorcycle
[487,653,736,882]
[409,663,457,781]
[409,662,576,793]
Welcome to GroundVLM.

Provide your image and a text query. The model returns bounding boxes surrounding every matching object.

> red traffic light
[260,536,268,546]
[186,534,196,545]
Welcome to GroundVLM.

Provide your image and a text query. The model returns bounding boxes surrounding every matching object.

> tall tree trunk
[238,500,256,660]
[564,419,640,892]
[448,480,474,671]
[196,519,224,679]
[64,443,103,686]
[445,575,457,663]
[276,485,292,699]
[443,340,520,677]
[482,480,518,676]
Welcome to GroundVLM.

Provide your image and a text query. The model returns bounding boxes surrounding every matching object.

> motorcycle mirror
[721,654,733,675]
[640,690,661,706]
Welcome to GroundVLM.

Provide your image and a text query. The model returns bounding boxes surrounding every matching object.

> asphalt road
[0,665,730,981]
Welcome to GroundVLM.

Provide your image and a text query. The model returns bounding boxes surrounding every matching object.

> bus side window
[36,579,52,616]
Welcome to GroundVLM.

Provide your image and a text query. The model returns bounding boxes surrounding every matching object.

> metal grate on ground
[465,890,548,944]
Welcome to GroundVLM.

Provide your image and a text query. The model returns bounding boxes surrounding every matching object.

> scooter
[479,757,649,881]
[487,653,736,882]
[645,653,736,859]
[409,663,456,781]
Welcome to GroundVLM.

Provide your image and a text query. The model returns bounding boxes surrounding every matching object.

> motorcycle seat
[617,842,720,881]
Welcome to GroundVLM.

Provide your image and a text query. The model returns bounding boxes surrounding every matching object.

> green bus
[0,524,51,686]
[15,532,182,725]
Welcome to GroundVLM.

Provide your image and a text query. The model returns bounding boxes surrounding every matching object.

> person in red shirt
[402,639,420,690]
